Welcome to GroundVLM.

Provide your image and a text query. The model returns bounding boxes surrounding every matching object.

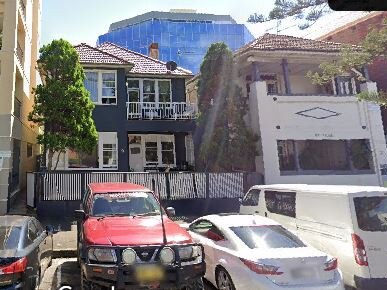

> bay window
[84,70,117,104]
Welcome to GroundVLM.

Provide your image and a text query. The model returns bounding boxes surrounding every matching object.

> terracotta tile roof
[235,33,360,55]
[97,42,192,77]
[74,43,132,66]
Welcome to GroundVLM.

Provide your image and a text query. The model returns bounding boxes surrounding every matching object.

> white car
[187,214,344,290]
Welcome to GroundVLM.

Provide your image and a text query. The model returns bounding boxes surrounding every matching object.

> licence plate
[135,265,165,283]
[290,267,315,279]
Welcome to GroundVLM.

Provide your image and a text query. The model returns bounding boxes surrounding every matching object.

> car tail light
[324,258,338,271]
[240,258,283,275]
[0,257,28,274]
[352,233,368,266]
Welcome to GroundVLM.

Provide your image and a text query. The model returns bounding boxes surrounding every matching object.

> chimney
[149,43,159,60]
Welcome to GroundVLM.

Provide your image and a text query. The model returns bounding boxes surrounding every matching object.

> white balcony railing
[127,102,197,120]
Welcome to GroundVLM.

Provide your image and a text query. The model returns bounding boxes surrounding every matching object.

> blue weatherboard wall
[97,19,254,74]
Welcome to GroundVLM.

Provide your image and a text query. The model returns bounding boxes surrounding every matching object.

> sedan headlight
[160,247,175,264]
[178,245,203,265]
[88,248,117,263]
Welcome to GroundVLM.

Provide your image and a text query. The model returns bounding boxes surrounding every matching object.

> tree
[247,0,329,30]
[306,19,387,104]
[194,43,257,172]
[29,39,98,170]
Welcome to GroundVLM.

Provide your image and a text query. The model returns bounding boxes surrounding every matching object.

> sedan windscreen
[0,226,21,250]
[231,225,305,249]
[354,196,387,232]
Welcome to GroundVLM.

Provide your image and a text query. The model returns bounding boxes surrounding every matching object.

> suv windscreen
[91,191,162,217]
[0,226,21,250]
[354,196,387,232]
[230,225,305,249]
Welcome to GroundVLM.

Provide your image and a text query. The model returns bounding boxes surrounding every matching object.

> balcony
[127,102,197,120]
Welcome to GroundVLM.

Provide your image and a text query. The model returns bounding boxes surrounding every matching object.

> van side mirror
[238,198,243,205]
[74,209,86,220]
[166,207,176,217]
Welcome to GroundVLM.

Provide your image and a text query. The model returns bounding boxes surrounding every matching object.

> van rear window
[354,196,387,232]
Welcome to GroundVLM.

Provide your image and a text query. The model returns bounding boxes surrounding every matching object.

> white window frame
[99,132,118,169]
[140,134,176,168]
[85,70,117,105]
[65,132,118,170]
[127,78,172,104]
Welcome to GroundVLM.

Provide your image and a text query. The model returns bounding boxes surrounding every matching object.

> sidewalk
[53,224,77,258]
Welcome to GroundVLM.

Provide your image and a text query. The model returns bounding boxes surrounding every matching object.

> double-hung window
[84,70,117,104]
[99,132,118,169]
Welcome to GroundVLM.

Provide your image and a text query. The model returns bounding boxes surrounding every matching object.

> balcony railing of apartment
[16,42,24,64]
[127,102,197,120]
[19,0,26,22]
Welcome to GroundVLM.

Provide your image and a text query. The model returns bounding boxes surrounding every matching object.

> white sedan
[187,214,344,290]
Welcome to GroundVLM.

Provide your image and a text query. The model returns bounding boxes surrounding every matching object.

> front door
[128,135,144,172]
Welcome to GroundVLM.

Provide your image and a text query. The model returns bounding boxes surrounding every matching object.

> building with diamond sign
[187,33,387,186]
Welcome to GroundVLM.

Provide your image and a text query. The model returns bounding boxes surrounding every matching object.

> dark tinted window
[231,225,305,249]
[354,196,387,232]
[242,189,260,206]
[0,226,21,250]
[265,191,296,218]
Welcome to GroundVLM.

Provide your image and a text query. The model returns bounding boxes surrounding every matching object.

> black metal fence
[29,171,263,218]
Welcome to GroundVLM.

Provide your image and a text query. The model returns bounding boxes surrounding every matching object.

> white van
[239,184,387,290]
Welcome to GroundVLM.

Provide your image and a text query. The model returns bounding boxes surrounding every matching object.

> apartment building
[0,0,41,213]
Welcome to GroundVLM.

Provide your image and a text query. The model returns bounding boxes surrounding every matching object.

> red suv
[75,182,205,290]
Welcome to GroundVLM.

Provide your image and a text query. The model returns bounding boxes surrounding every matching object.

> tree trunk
[47,149,54,171]
[53,151,63,171]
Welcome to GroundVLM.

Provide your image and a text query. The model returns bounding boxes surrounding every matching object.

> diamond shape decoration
[295,107,341,119]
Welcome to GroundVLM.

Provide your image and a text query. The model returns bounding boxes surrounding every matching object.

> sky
[41,0,276,46]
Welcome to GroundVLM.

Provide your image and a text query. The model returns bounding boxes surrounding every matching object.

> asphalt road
[40,258,216,290]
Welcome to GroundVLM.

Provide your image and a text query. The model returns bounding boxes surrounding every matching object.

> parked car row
[73,182,387,290]
[3,182,386,290]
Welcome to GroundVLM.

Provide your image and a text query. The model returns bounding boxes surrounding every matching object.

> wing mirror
[166,207,176,217]
[74,209,86,220]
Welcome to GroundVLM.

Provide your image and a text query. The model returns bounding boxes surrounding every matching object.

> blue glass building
[97,10,254,73]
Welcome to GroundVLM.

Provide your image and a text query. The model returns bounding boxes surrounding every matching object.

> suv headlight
[88,248,117,263]
[122,248,137,265]
[178,245,203,265]
[160,247,175,264]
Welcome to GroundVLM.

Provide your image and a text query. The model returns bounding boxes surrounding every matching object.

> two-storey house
[188,33,387,186]
[54,42,195,172]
